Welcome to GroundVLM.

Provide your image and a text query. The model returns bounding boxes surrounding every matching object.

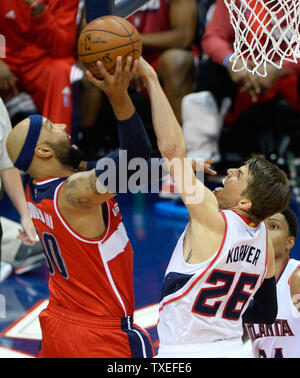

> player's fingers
[205,157,215,165]
[85,70,94,81]
[204,164,217,175]
[192,161,217,175]
[17,230,31,244]
[85,70,106,91]
[97,60,110,80]
[114,56,123,77]
[131,59,139,76]
[124,56,133,73]
[86,70,102,87]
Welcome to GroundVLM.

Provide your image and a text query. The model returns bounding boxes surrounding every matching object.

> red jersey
[127,0,170,62]
[25,177,135,318]
[0,0,79,70]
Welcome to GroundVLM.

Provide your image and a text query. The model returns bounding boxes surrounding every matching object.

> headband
[14,115,43,171]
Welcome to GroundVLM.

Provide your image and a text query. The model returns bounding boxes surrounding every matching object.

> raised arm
[137,58,223,230]
[59,57,152,211]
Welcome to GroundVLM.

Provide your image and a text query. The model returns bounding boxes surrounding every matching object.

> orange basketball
[78,15,142,78]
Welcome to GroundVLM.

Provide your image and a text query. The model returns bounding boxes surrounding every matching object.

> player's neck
[232,210,258,227]
[275,255,290,280]
[30,162,75,180]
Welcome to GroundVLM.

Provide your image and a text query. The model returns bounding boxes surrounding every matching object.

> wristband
[223,53,233,67]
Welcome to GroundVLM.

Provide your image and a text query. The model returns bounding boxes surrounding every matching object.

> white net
[223,0,300,76]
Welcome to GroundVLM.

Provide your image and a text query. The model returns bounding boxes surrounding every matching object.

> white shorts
[156,338,253,358]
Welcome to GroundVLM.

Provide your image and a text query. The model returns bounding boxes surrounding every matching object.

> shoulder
[290,263,300,290]
[290,262,300,312]
[58,170,116,211]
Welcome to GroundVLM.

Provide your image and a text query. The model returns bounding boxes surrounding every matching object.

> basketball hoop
[223,0,300,77]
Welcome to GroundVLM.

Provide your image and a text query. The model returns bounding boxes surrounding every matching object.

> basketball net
[224,0,300,76]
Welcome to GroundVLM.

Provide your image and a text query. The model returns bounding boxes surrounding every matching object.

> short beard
[50,142,85,170]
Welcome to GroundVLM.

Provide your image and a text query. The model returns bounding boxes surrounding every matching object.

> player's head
[265,207,298,259]
[214,155,290,223]
[6,115,84,174]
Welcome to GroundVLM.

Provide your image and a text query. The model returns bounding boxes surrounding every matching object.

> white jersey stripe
[101,253,127,317]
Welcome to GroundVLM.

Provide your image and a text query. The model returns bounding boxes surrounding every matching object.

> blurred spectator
[0,98,44,282]
[182,0,300,162]
[127,0,198,125]
[244,207,300,358]
[0,0,84,138]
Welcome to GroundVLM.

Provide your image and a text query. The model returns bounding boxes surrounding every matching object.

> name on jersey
[226,244,261,265]
[27,202,54,229]
[246,319,294,340]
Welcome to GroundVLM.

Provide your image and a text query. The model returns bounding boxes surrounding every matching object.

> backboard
[85,0,148,22]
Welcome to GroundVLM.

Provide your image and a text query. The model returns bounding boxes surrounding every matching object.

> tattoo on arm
[64,172,99,207]
[89,171,99,195]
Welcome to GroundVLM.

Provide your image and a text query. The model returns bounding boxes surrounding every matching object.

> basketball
[78,15,142,77]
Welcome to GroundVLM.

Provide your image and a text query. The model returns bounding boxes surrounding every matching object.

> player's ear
[35,143,53,158]
[286,236,295,253]
[239,197,252,212]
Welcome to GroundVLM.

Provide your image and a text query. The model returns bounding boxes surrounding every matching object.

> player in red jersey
[6,56,154,358]
[0,0,81,136]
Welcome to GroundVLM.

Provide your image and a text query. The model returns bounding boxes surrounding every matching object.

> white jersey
[245,258,300,358]
[157,210,268,357]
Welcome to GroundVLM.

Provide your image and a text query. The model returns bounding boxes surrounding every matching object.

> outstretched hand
[191,157,217,176]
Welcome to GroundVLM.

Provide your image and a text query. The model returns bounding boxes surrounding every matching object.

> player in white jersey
[245,207,300,358]
[136,57,291,358]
